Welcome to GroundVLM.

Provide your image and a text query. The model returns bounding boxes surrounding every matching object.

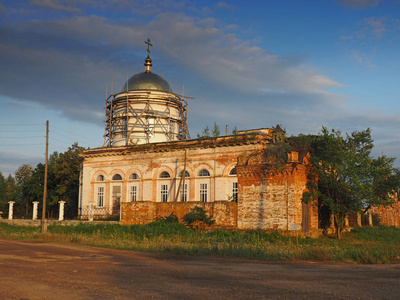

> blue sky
[1,0,400,175]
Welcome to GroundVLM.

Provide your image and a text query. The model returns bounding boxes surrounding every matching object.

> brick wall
[121,201,237,227]
[370,201,400,227]
[236,151,318,234]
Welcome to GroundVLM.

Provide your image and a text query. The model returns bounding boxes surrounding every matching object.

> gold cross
[145,38,153,56]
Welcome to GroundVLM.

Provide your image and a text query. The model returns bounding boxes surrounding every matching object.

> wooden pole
[41,120,49,234]
[182,150,187,201]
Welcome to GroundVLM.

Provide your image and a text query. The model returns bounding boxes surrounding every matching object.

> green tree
[197,126,210,138]
[25,152,59,218]
[14,164,33,216]
[303,127,400,239]
[232,126,238,135]
[52,143,84,218]
[5,174,16,218]
[212,122,220,137]
[0,171,7,216]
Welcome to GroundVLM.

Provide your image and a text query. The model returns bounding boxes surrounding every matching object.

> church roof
[121,72,171,93]
[121,39,171,93]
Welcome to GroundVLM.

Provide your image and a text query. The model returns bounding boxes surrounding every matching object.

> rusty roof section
[82,129,274,158]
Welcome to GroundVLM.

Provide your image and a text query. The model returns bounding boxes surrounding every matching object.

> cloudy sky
[1,0,400,175]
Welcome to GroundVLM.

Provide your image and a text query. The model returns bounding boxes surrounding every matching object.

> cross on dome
[145,38,153,57]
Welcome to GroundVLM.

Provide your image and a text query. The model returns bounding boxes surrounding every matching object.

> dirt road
[0,239,399,299]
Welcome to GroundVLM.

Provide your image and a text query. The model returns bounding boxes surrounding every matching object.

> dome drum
[104,88,189,146]
[103,45,190,147]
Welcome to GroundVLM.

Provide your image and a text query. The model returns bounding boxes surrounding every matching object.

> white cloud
[350,49,376,68]
[146,13,342,95]
[217,2,234,11]
[364,17,386,37]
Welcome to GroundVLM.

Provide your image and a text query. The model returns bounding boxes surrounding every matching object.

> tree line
[199,123,400,239]
[1,126,399,240]
[299,127,400,239]
[0,143,84,219]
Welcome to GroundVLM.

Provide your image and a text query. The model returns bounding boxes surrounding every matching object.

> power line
[51,130,79,140]
[49,143,70,150]
[0,136,43,139]
[0,123,43,126]
[52,125,100,143]
[0,143,43,146]
[50,136,78,146]
[0,129,43,133]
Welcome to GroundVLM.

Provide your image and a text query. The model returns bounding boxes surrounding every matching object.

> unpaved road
[0,239,399,299]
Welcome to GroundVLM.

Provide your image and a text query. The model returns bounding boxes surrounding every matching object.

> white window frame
[179,183,188,202]
[159,171,171,179]
[198,169,210,177]
[112,174,122,181]
[129,173,139,180]
[229,168,237,176]
[232,182,238,201]
[97,186,104,207]
[161,184,169,202]
[96,174,105,182]
[130,185,137,202]
[200,183,208,202]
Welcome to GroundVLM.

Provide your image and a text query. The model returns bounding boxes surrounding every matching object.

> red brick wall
[121,201,237,228]
[370,201,400,227]
[236,151,318,234]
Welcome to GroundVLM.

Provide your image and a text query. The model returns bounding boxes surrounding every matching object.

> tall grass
[1,222,399,264]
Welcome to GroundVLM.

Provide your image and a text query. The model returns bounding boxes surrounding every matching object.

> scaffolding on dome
[103,89,191,147]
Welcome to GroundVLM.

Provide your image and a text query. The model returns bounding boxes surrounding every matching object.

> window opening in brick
[97,186,104,207]
[200,183,208,202]
[129,173,139,180]
[179,183,188,202]
[159,171,171,179]
[229,168,237,176]
[96,175,105,182]
[112,174,122,181]
[232,182,238,202]
[130,185,137,202]
[161,184,169,202]
[198,169,210,177]
[178,170,190,178]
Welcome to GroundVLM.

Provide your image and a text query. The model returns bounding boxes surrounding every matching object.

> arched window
[112,174,122,181]
[159,171,171,179]
[229,168,237,176]
[178,170,190,178]
[129,173,139,180]
[198,169,210,177]
[96,175,105,182]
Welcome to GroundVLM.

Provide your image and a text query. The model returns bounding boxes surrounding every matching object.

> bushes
[183,206,215,232]
[156,212,179,223]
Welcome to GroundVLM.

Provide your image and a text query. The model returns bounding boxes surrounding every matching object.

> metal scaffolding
[103,90,190,147]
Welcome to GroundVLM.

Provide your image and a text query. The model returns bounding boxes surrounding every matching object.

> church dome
[121,72,171,93]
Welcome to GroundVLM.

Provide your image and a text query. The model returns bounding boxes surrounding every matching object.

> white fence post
[88,203,93,222]
[8,201,15,220]
[58,201,66,221]
[32,201,39,220]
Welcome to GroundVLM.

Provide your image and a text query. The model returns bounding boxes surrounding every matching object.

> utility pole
[41,120,49,234]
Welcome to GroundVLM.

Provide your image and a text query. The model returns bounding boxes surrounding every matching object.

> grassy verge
[1,222,399,264]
